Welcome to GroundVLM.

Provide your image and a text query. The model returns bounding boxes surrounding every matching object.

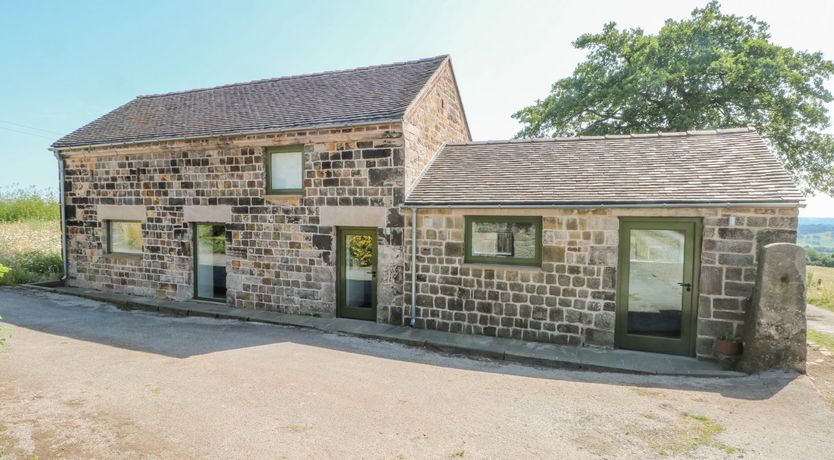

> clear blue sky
[1,0,832,215]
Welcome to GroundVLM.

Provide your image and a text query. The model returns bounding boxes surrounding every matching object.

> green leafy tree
[513,1,834,194]
[349,235,374,267]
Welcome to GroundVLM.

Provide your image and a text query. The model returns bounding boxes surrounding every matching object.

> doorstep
[29,284,744,377]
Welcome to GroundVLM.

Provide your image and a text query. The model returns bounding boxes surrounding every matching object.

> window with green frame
[107,220,143,255]
[266,145,304,194]
[464,216,542,266]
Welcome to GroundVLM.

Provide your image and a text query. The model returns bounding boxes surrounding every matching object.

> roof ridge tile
[447,127,759,147]
[137,55,449,99]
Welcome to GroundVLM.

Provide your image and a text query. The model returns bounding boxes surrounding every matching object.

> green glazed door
[193,223,227,302]
[337,227,378,321]
[615,218,701,356]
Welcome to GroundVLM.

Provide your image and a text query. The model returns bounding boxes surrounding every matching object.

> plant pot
[714,338,742,356]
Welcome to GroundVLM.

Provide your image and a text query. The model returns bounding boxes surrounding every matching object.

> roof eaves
[51,117,404,151]
[403,198,804,209]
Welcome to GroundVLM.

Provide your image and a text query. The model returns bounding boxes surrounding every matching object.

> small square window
[267,146,304,194]
[107,220,143,255]
[465,216,541,266]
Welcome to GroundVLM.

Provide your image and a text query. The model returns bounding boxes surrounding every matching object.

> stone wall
[61,123,407,321]
[403,59,470,191]
[696,207,799,356]
[59,58,472,324]
[402,206,798,358]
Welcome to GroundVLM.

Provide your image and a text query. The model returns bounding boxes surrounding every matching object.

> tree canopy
[513,2,834,194]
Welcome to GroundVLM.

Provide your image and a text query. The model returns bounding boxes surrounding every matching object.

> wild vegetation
[806,248,834,268]
[807,265,834,313]
[0,187,62,285]
[0,186,61,222]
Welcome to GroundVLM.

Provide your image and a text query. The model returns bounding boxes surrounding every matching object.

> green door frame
[336,227,378,321]
[615,217,702,356]
[193,222,227,303]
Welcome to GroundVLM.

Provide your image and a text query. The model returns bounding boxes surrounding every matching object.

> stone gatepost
[737,243,807,374]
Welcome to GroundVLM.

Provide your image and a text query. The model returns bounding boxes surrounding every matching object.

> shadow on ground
[0,286,796,401]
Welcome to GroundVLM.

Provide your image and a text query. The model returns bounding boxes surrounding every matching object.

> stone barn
[52,55,803,361]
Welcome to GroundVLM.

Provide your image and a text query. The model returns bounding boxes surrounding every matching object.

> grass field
[0,187,62,285]
[0,220,63,285]
[0,186,60,222]
[808,330,834,353]
[807,265,834,313]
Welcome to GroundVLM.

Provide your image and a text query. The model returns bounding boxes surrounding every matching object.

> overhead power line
[0,125,54,140]
[0,120,62,136]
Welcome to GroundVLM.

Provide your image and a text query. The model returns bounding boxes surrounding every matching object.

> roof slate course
[405,128,804,206]
[53,55,448,149]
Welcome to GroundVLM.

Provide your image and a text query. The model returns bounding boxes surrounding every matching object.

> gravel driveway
[1,286,833,459]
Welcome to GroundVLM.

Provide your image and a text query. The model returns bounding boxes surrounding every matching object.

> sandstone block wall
[403,59,470,191]
[62,124,407,321]
[59,58,473,325]
[402,207,798,358]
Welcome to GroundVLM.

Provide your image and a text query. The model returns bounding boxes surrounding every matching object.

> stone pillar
[737,243,807,373]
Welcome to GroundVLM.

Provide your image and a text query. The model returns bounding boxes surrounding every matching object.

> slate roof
[405,128,804,206]
[53,55,449,149]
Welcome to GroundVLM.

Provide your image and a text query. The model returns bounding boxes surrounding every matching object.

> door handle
[371,270,377,278]
[677,282,692,292]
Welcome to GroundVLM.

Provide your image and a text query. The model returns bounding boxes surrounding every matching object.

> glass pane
[109,221,143,254]
[471,221,536,259]
[270,150,303,190]
[196,224,226,300]
[627,229,685,338]
[344,233,374,309]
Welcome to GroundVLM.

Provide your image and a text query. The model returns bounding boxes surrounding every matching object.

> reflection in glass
[627,229,685,338]
[109,221,143,254]
[345,234,374,308]
[196,224,226,301]
[471,221,536,259]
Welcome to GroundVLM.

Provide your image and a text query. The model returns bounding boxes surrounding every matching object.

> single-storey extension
[403,130,803,358]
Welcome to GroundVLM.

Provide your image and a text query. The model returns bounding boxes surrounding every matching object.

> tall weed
[0,186,60,222]
[808,267,834,313]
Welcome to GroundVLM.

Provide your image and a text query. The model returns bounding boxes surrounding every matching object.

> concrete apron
[27,284,743,378]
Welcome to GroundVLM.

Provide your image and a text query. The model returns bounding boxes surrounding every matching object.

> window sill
[264,194,303,203]
[461,262,543,272]
[265,189,304,196]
